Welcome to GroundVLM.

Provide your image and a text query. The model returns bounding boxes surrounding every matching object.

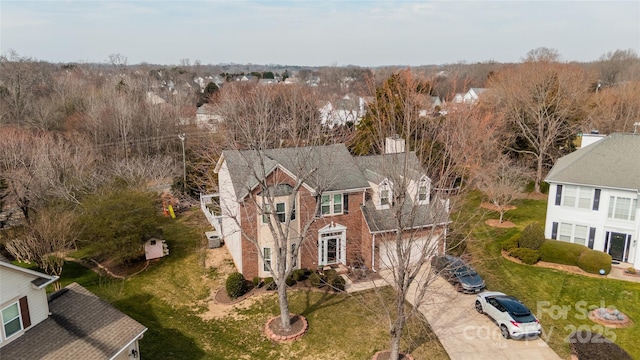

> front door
[609,232,627,261]
[318,228,346,266]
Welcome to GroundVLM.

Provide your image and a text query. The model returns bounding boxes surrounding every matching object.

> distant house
[453,88,489,105]
[145,91,167,105]
[258,78,278,85]
[195,104,224,131]
[319,95,366,128]
[207,137,449,279]
[544,133,640,269]
[0,261,147,359]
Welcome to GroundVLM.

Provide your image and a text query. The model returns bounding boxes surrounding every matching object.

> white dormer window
[417,176,430,205]
[380,189,390,205]
[379,180,392,208]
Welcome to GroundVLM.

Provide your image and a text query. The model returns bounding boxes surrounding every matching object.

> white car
[475,291,541,339]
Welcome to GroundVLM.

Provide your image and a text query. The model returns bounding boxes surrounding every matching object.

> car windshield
[454,266,476,276]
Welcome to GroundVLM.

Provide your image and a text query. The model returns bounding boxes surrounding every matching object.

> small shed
[145,238,169,260]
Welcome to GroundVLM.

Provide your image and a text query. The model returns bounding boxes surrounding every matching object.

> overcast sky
[1,1,639,66]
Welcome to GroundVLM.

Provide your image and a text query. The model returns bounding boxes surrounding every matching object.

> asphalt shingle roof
[222,144,369,199]
[545,133,640,191]
[0,283,147,360]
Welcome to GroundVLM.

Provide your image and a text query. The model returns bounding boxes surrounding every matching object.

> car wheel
[500,325,510,339]
[475,301,483,314]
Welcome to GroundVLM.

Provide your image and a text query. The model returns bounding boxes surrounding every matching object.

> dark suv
[430,255,485,293]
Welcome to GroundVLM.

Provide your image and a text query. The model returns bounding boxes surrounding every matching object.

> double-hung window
[263,248,271,272]
[608,196,637,221]
[320,194,343,215]
[262,202,287,223]
[2,302,22,339]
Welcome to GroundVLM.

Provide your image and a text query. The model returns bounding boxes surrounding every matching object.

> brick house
[0,260,147,359]
[210,137,450,279]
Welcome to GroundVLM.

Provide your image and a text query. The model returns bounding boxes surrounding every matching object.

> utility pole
[178,133,186,192]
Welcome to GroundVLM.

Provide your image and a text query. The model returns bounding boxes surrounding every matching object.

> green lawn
[55,209,448,360]
[461,192,640,359]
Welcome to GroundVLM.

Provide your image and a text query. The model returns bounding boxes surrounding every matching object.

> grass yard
[56,208,449,360]
[460,191,640,359]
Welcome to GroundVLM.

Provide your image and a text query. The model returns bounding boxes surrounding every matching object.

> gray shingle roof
[361,199,449,233]
[222,144,369,199]
[354,152,424,183]
[0,283,147,360]
[545,133,640,191]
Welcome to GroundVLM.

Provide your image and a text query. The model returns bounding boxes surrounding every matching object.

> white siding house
[0,262,57,347]
[544,133,640,269]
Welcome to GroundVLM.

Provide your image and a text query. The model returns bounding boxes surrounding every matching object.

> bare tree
[213,83,342,332]
[598,49,640,85]
[487,55,591,193]
[351,70,464,360]
[586,80,640,134]
[476,155,530,223]
[0,50,51,125]
[4,207,78,289]
[0,127,97,220]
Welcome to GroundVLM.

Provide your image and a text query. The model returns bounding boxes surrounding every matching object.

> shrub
[331,276,346,291]
[509,247,541,265]
[626,267,637,275]
[309,272,325,288]
[539,240,586,266]
[324,269,338,280]
[285,274,297,287]
[252,276,263,288]
[264,277,277,290]
[292,268,309,282]
[519,223,545,250]
[577,250,612,275]
[502,234,520,252]
[225,272,247,299]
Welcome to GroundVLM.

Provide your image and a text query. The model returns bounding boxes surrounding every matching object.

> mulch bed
[569,331,633,360]
[265,314,308,341]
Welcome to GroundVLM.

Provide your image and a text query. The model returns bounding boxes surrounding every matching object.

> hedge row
[539,240,612,275]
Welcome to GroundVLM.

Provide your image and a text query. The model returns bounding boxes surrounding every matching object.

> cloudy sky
[1,1,639,66]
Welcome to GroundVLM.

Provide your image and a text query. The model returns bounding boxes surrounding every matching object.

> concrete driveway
[379,268,564,360]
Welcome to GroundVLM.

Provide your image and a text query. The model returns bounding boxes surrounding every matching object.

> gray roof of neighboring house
[0,283,147,360]
[221,144,369,200]
[545,133,640,191]
[360,199,449,233]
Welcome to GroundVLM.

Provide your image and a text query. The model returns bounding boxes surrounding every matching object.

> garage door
[378,235,440,270]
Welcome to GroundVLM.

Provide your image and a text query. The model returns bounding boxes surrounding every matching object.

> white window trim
[379,179,392,209]
[608,196,637,221]
[317,223,347,266]
[417,176,430,205]
[562,185,592,209]
[558,222,589,245]
[320,193,344,216]
[263,247,272,272]
[1,301,23,341]
[262,201,287,224]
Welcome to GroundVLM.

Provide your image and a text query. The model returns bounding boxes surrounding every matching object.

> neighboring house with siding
[0,261,147,359]
[544,133,640,269]
[208,137,449,279]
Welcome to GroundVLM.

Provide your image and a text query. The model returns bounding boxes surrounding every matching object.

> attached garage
[377,234,442,270]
